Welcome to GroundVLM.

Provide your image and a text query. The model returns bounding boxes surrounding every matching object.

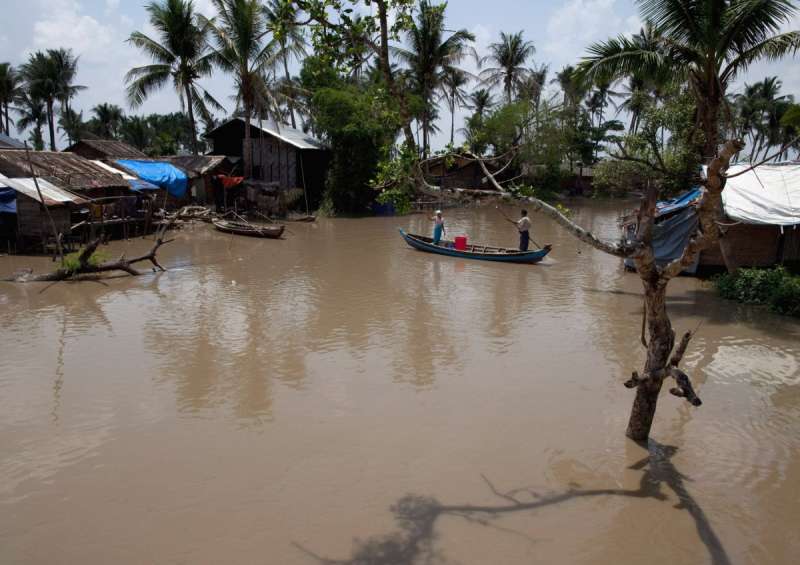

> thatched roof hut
[64,139,148,160]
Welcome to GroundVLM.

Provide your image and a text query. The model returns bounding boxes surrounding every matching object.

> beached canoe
[213,220,285,239]
[399,229,551,264]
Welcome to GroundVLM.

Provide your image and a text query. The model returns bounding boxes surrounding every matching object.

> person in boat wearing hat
[504,209,532,251]
[431,210,446,245]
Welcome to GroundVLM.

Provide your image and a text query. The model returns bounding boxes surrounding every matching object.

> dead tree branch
[3,217,177,283]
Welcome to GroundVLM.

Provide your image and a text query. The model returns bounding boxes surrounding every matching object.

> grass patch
[60,249,109,274]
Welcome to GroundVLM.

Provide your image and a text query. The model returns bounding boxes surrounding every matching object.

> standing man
[504,209,532,251]
[431,209,446,245]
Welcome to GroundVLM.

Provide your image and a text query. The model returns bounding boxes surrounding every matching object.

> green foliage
[302,56,403,214]
[592,159,652,196]
[60,250,109,274]
[373,143,417,215]
[715,267,800,318]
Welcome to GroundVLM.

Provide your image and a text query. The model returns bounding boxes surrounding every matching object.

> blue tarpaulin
[625,189,703,274]
[128,178,161,192]
[116,160,188,198]
[0,186,16,214]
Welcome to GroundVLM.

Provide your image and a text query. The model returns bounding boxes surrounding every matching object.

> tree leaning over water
[528,0,800,441]
[126,0,223,154]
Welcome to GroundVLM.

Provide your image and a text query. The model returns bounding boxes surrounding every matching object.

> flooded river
[1,201,798,564]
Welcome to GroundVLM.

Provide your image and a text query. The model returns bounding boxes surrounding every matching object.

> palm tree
[126,0,223,154]
[15,93,47,150]
[0,63,22,136]
[203,0,277,178]
[466,88,495,119]
[92,103,125,139]
[440,66,470,145]
[263,0,306,129]
[578,0,800,159]
[58,108,86,144]
[48,48,86,116]
[518,63,548,112]
[120,115,153,151]
[479,31,536,103]
[395,0,474,156]
[21,51,62,150]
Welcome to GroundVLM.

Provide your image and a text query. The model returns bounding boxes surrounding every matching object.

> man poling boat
[498,207,538,250]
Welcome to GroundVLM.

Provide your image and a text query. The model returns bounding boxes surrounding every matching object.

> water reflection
[0,203,798,564]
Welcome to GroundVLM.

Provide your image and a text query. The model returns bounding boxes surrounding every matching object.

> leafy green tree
[579,0,800,160]
[92,103,125,139]
[15,93,47,150]
[0,63,22,136]
[119,115,153,150]
[21,51,62,150]
[394,0,473,155]
[439,66,470,145]
[126,0,222,154]
[479,31,535,103]
[264,0,307,128]
[58,108,87,144]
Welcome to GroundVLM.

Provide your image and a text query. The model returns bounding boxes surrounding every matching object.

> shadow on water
[295,440,730,565]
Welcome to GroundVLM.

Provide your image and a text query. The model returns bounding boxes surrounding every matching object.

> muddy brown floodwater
[1,201,799,564]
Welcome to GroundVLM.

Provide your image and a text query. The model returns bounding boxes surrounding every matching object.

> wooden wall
[252,137,297,188]
[16,196,71,240]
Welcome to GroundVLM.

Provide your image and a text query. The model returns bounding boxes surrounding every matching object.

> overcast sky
[1,0,798,149]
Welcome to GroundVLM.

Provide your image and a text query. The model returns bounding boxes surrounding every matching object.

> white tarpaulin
[722,163,800,226]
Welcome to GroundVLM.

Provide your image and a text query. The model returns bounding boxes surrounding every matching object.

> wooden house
[0,175,87,251]
[205,118,329,208]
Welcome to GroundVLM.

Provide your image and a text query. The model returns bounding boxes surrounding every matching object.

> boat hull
[399,229,551,264]
[213,220,285,239]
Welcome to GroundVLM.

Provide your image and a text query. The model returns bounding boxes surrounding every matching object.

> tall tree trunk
[375,0,417,154]
[282,47,296,129]
[450,95,455,145]
[3,102,9,135]
[184,82,199,155]
[700,97,720,160]
[243,101,253,178]
[46,98,56,151]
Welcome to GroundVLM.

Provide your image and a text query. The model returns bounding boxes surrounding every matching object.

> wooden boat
[213,219,285,238]
[287,214,316,222]
[399,229,551,264]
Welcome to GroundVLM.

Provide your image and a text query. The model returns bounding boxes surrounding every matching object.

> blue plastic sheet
[116,160,188,198]
[0,186,16,214]
[128,178,161,192]
[656,188,702,217]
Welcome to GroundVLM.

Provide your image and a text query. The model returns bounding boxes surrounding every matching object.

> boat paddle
[495,206,543,249]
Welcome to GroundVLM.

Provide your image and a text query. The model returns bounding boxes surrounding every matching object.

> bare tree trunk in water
[467,138,745,441]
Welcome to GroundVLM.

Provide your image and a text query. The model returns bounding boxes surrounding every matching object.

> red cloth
[217,175,244,189]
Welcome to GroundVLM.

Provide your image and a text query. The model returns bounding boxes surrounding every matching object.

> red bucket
[454,235,468,251]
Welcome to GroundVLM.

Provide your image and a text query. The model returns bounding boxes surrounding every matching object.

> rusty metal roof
[65,139,147,159]
[0,150,129,191]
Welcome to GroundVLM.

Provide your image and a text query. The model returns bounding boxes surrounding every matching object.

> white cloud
[544,0,639,68]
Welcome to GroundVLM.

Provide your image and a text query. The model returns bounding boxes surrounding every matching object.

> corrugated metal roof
[164,155,228,176]
[0,174,86,206]
[0,133,25,150]
[65,139,147,159]
[208,118,326,150]
[0,150,128,190]
[91,159,136,180]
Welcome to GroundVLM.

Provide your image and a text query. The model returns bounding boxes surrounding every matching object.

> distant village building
[426,155,497,191]
[64,139,148,161]
[205,118,330,208]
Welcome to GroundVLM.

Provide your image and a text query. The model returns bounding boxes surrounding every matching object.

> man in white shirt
[514,209,532,250]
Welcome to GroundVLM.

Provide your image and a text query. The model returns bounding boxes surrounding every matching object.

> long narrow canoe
[213,219,285,239]
[399,229,551,264]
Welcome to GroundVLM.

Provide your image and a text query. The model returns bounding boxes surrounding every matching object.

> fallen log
[3,219,177,283]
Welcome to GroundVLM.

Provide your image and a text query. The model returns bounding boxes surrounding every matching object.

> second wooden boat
[399,229,551,263]
[213,219,285,238]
